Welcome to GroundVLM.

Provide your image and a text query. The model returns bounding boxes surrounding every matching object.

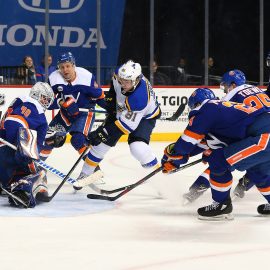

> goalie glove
[161,143,189,174]
[45,125,67,148]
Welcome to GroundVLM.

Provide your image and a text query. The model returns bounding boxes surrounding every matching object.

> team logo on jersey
[18,0,84,13]
[0,93,5,106]
[206,133,228,149]
[188,116,195,126]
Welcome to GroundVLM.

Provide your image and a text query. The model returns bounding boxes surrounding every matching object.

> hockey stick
[79,108,107,114]
[0,185,28,208]
[0,137,103,199]
[90,109,107,114]
[38,145,91,202]
[163,103,186,121]
[0,137,78,185]
[87,158,202,201]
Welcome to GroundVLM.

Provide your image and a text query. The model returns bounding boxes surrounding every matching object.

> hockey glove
[161,143,189,174]
[88,126,109,146]
[60,97,80,122]
[45,126,66,148]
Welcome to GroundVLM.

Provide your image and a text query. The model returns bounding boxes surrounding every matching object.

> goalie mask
[30,82,54,110]
[118,60,142,91]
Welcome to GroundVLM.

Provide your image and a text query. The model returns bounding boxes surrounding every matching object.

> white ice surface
[1,142,270,270]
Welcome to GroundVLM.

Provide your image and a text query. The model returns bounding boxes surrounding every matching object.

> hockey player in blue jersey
[40,52,105,162]
[0,82,55,208]
[183,69,270,204]
[161,87,270,220]
[73,60,161,189]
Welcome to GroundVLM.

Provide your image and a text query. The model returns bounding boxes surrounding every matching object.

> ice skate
[182,184,208,205]
[232,176,250,200]
[73,169,105,190]
[257,204,270,215]
[197,198,233,221]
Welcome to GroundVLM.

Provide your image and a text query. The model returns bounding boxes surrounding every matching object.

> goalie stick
[40,145,91,202]
[0,137,102,200]
[87,158,202,201]
[0,185,28,208]
[0,137,78,185]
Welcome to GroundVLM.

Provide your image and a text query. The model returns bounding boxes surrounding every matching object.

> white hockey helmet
[30,82,54,110]
[118,60,142,87]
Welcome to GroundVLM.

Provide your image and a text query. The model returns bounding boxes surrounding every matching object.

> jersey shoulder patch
[49,70,66,86]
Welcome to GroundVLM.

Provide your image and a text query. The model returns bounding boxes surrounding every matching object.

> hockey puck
[73,185,83,191]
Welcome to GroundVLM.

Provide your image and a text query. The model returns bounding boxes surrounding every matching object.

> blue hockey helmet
[57,52,76,66]
[188,88,216,110]
[220,69,246,87]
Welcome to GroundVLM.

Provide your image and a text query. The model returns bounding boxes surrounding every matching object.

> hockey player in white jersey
[74,60,161,188]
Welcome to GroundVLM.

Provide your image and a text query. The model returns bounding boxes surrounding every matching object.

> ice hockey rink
[1,142,270,270]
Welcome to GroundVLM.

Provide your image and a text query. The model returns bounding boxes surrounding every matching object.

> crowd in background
[0,53,270,86]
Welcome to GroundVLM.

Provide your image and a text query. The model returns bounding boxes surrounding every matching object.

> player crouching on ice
[0,82,55,208]
[161,88,270,220]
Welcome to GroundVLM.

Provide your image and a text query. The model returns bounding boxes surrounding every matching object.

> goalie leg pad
[8,170,47,208]
[17,127,39,160]
[15,128,39,168]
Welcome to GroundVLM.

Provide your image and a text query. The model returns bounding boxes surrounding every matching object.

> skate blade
[197,213,234,221]
[73,170,104,188]
[93,177,106,185]
[232,193,244,201]
[182,197,192,206]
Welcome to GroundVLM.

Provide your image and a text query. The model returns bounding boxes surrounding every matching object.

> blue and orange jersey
[2,95,48,150]
[173,98,269,155]
[223,84,270,109]
[48,67,105,110]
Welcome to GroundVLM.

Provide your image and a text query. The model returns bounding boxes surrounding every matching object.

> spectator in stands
[200,57,220,85]
[152,60,172,85]
[36,54,56,82]
[17,56,37,85]
[172,57,188,85]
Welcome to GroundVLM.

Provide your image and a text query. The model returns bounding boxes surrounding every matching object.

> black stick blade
[36,192,51,202]
[87,193,115,201]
